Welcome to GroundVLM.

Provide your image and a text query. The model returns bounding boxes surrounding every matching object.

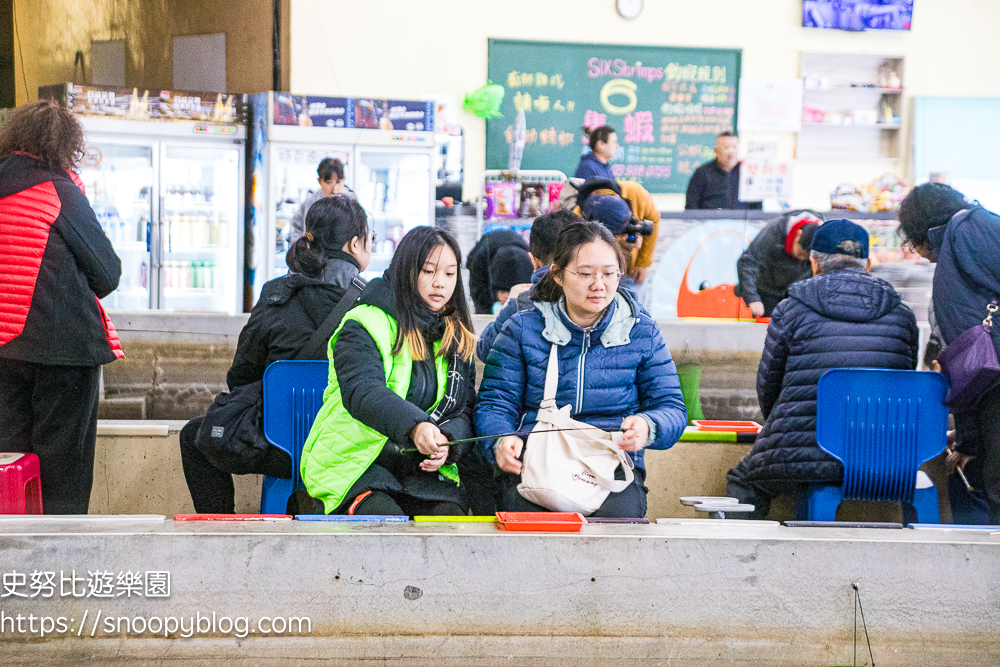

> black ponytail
[285,195,368,277]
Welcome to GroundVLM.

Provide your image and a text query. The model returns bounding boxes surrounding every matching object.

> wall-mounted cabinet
[798,53,904,160]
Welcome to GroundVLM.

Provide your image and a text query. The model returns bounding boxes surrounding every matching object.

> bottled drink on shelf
[218,215,229,248]
[140,261,148,290]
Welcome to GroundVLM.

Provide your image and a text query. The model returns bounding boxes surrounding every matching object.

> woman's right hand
[496,435,524,475]
[410,421,448,456]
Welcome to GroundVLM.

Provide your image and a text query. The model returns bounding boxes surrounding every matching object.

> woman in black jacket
[300,227,478,516]
[0,101,122,514]
[179,196,372,513]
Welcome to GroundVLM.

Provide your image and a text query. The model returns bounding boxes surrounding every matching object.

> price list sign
[487,39,741,193]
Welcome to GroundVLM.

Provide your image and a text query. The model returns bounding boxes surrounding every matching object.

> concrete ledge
[0,520,996,665]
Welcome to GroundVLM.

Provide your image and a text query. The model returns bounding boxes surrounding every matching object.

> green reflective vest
[300,304,449,514]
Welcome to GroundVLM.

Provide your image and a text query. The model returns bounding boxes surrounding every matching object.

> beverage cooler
[42,84,246,314]
[247,92,436,302]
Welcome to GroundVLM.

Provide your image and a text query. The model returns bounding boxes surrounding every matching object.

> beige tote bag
[517,344,634,515]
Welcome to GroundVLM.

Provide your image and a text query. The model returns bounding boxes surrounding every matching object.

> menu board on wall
[486,39,741,194]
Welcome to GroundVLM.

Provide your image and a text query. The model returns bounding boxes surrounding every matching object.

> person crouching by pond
[300,226,478,516]
[475,221,687,517]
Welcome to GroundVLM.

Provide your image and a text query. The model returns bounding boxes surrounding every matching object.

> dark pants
[325,490,464,517]
[499,467,648,518]
[178,417,291,514]
[0,358,100,514]
[967,384,1000,524]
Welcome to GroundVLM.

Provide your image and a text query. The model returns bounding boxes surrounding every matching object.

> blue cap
[810,219,869,258]
[583,194,632,235]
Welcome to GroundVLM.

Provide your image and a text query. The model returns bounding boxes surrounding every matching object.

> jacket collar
[321,251,361,288]
[534,290,636,348]
[530,265,549,284]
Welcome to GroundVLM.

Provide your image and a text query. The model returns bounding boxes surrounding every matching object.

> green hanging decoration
[463,81,505,118]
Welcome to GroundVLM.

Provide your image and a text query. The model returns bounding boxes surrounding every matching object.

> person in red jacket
[0,101,123,514]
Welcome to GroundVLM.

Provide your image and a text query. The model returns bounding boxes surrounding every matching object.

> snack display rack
[476,169,567,242]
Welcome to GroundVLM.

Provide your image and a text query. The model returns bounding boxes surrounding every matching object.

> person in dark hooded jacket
[466,229,530,314]
[300,227,478,516]
[179,196,372,513]
[897,183,1000,522]
[727,219,919,518]
[736,210,823,318]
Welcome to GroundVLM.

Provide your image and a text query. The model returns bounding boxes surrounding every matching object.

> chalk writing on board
[488,40,741,193]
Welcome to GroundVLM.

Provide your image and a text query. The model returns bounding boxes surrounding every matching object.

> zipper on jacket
[575,330,591,414]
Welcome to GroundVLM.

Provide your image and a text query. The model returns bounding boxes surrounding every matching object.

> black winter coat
[227,253,361,389]
[745,267,919,494]
[466,229,529,314]
[736,216,813,316]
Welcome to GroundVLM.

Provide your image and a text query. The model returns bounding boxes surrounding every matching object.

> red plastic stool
[0,453,43,514]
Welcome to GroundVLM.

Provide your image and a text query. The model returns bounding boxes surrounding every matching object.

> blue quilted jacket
[746,267,919,493]
[475,289,687,470]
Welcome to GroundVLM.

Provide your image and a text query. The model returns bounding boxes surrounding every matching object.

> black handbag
[193,277,366,474]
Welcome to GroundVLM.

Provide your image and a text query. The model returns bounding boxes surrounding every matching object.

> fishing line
[852,581,875,666]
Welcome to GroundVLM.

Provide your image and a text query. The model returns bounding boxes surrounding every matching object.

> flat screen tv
[803,1,913,31]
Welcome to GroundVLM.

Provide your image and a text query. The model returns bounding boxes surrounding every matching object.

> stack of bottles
[164,261,220,290]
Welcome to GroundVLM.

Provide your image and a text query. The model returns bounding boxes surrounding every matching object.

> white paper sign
[739,160,794,201]
[747,139,779,161]
[737,79,804,132]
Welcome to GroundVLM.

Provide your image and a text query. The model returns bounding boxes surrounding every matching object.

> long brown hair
[0,101,84,172]
[387,226,475,362]
[533,221,626,303]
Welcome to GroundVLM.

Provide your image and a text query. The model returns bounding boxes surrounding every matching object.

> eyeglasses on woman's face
[564,268,622,287]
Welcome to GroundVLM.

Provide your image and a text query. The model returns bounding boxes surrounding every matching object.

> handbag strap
[295,276,366,361]
[541,343,560,409]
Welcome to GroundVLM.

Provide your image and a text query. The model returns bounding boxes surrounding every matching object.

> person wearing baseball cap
[736,210,824,318]
[725,218,919,519]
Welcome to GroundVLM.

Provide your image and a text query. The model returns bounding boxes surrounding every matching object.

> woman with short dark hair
[301,226,478,516]
[290,157,350,243]
[0,101,122,514]
[180,195,372,513]
[897,182,1000,523]
[476,221,687,517]
[574,125,618,182]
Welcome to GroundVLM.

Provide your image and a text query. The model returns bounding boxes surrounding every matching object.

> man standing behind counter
[685,131,762,211]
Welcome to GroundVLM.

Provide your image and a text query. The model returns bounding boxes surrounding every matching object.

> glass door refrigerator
[247,92,436,303]
[42,84,246,314]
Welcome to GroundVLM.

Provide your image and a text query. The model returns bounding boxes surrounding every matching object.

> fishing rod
[399,427,625,453]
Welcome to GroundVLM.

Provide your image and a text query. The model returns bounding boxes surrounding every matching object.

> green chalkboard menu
[486,39,741,194]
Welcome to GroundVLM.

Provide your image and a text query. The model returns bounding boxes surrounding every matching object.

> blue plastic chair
[260,360,330,514]
[798,368,949,523]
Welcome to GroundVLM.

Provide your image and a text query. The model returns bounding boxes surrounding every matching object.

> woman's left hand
[619,415,650,451]
[420,448,448,473]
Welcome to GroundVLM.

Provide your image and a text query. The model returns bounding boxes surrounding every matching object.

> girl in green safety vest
[301,226,478,516]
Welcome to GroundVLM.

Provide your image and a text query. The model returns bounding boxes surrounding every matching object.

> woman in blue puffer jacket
[475,221,687,517]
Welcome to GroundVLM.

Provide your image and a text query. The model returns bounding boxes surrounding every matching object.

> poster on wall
[272,94,433,132]
[736,79,803,132]
[486,39,741,194]
[38,83,245,125]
